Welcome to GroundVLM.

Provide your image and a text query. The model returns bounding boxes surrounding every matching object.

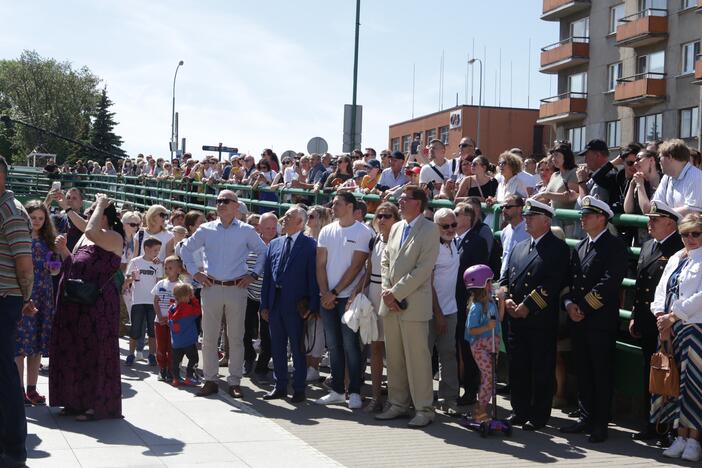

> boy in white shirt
[151,255,184,381]
[124,238,163,366]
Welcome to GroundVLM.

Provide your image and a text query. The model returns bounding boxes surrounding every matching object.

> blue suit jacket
[261,233,319,315]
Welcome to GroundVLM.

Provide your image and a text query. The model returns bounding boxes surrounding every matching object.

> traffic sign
[202,143,238,161]
[307,137,328,155]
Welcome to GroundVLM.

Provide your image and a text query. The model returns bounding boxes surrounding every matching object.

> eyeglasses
[216,199,236,205]
[502,204,521,209]
[439,222,458,229]
[681,231,702,239]
[458,144,473,148]
[625,160,636,167]
[158,213,169,218]
[126,222,140,228]
[376,213,394,220]
[283,161,292,165]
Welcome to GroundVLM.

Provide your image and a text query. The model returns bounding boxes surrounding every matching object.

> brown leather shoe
[228,385,244,399]
[196,380,219,397]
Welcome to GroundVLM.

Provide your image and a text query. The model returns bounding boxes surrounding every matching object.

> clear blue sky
[0,0,557,158]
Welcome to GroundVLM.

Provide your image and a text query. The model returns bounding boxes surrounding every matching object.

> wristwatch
[330,288,338,296]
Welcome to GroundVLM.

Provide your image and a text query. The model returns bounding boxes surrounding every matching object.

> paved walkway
[26,339,688,467]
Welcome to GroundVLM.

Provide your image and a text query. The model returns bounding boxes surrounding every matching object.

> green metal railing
[7,167,649,370]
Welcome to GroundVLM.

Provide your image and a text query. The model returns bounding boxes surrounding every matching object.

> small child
[169,283,202,386]
[171,225,187,245]
[464,264,504,423]
[124,237,163,366]
[151,255,184,381]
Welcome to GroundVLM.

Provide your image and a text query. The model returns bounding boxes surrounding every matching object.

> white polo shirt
[433,241,459,316]
[652,163,702,213]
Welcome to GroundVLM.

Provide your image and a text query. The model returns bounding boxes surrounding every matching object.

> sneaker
[159,368,168,381]
[682,438,701,462]
[148,354,157,366]
[314,391,346,406]
[663,436,687,458]
[171,378,181,387]
[305,367,320,383]
[348,393,363,409]
[125,354,135,366]
[320,354,330,369]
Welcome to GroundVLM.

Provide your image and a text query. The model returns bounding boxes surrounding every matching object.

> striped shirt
[246,252,263,301]
[0,190,32,296]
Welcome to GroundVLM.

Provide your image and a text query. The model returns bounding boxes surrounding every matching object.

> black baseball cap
[390,151,405,161]
[578,139,609,156]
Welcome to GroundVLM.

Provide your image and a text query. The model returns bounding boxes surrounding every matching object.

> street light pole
[468,58,483,149]
[171,60,184,160]
[350,0,361,152]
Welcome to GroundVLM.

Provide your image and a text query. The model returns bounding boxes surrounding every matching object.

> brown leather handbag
[649,339,679,398]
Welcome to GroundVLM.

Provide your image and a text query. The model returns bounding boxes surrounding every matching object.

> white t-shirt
[126,256,163,305]
[317,220,373,298]
[283,167,299,184]
[150,279,182,319]
[138,229,174,263]
[419,160,452,185]
[433,242,459,316]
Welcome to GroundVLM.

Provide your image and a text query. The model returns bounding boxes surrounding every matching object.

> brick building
[388,105,548,162]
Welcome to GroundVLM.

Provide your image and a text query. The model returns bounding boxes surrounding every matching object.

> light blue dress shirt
[499,220,529,278]
[181,218,267,281]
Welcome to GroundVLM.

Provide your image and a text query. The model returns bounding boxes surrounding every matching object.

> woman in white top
[487,151,529,207]
[651,213,702,461]
[135,204,174,262]
[349,202,400,412]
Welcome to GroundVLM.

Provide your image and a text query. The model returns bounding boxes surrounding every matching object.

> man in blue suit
[260,205,319,403]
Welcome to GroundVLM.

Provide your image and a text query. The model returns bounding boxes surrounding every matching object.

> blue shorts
[130,304,155,339]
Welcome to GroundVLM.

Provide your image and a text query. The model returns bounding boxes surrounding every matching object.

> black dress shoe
[588,429,608,443]
[457,394,477,406]
[290,391,306,403]
[263,389,286,400]
[567,408,582,418]
[522,421,546,431]
[560,419,592,434]
[631,428,658,441]
[506,414,528,426]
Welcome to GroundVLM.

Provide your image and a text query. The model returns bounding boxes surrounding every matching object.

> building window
[637,113,663,142]
[609,4,625,34]
[637,50,665,76]
[640,0,667,13]
[401,135,411,154]
[607,62,622,92]
[682,41,700,75]
[391,138,400,152]
[680,108,699,139]
[606,121,621,148]
[682,0,696,9]
[425,128,436,143]
[568,127,586,153]
[570,17,589,41]
[439,126,449,145]
[568,72,587,96]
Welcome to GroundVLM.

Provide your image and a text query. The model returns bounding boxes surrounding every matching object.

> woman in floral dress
[15,201,61,405]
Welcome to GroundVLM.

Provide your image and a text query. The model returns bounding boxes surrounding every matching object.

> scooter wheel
[480,421,489,438]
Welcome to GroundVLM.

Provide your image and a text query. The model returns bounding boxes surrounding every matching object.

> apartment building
[537,0,702,153]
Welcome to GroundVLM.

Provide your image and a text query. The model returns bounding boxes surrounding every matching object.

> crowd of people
[1,134,702,466]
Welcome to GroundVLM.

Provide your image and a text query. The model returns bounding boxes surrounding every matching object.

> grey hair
[287,205,308,225]
[434,207,455,223]
[260,212,278,223]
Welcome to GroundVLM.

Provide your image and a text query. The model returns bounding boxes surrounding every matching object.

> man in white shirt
[652,138,702,217]
[315,192,373,409]
[500,195,529,278]
[429,208,460,412]
[419,139,452,197]
[450,137,476,175]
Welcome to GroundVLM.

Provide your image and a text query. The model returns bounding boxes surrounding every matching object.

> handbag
[63,268,118,306]
[649,338,679,398]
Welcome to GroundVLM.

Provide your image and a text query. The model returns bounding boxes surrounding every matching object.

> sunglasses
[216,199,236,205]
[625,160,636,166]
[376,213,394,220]
[439,222,458,229]
[158,213,169,218]
[126,222,140,228]
[458,144,473,148]
[503,204,521,209]
[461,161,472,166]
[283,161,292,165]
[681,231,702,239]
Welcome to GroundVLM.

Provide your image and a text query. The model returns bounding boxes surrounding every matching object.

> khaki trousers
[201,285,247,385]
[383,313,434,414]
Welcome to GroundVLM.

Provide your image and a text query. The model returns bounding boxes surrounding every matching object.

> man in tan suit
[376,186,440,428]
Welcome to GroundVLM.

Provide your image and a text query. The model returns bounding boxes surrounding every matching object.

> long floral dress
[15,238,55,357]
[49,244,122,419]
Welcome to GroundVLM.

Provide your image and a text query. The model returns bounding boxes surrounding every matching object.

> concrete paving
[25,339,686,467]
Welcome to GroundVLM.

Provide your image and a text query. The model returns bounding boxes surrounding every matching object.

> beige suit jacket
[379,216,439,321]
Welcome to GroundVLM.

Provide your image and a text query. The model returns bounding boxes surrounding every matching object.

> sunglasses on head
[216,198,236,205]
[439,222,458,229]
[376,213,394,220]
[681,231,702,239]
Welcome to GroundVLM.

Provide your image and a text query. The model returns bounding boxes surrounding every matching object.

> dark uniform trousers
[499,231,569,425]
[566,230,627,433]
[631,234,683,420]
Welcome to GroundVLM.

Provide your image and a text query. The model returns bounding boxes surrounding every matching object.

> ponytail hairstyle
[104,202,125,241]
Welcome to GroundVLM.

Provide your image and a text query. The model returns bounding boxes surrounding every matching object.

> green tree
[88,87,125,162]
[0,50,101,164]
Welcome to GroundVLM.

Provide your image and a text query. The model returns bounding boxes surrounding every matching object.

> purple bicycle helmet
[463,264,493,289]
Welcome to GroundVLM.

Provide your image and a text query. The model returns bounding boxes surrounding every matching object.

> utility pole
[350,0,361,152]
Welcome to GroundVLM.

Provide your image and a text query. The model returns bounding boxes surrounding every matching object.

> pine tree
[89,87,126,163]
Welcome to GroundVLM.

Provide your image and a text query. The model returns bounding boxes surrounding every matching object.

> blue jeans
[321,298,363,395]
[0,295,27,464]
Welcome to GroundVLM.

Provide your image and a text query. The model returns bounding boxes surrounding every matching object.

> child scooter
[459,321,512,438]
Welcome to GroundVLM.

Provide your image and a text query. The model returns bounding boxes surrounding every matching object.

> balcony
[541,0,590,21]
[615,9,668,48]
[613,73,666,107]
[693,57,702,85]
[698,0,702,13]
[537,92,587,124]
[540,37,589,73]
